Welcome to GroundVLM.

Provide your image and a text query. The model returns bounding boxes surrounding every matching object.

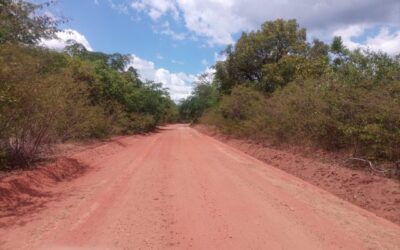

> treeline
[180,19,400,161]
[0,0,177,168]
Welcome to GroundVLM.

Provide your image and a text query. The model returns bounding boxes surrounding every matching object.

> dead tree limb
[346,157,388,174]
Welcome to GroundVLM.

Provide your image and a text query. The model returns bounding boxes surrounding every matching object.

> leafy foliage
[0,0,60,44]
[0,43,177,168]
[0,0,177,168]
[184,19,400,162]
[215,19,328,94]
[179,73,218,122]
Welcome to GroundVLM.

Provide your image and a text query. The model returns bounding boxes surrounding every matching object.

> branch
[346,157,388,174]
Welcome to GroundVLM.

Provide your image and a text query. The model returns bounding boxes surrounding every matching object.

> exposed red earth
[1,124,399,249]
[195,125,400,226]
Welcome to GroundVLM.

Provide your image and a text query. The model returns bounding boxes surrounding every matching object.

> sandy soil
[1,124,399,249]
[195,125,400,227]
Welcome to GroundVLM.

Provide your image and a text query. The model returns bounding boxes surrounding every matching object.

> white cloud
[108,0,130,14]
[131,2,146,11]
[156,21,187,40]
[214,51,227,62]
[127,55,195,101]
[130,0,179,20]
[201,59,208,66]
[128,0,400,50]
[41,28,198,100]
[127,55,217,100]
[365,28,400,55]
[199,67,216,83]
[334,25,400,55]
[130,0,247,44]
[333,24,368,50]
[174,0,248,45]
[40,29,93,51]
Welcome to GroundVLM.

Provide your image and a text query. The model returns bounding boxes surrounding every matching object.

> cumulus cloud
[333,24,368,50]
[130,0,247,44]
[131,0,179,20]
[40,28,194,100]
[155,21,187,40]
[334,25,400,55]
[126,55,217,101]
[127,55,195,101]
[40,29,93,51]
[128,0,400,49]
[365,28,400,55]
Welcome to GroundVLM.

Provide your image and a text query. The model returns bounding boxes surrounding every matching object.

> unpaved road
[1,124,400,249]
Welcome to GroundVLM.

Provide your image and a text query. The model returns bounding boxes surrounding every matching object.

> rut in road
[1,124,400,249]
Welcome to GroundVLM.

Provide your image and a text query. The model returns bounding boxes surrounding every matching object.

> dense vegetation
[181,19,400,162]
[0,0,177,168]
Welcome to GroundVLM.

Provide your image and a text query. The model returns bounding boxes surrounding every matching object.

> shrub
[202,85,268,139]
[0,44,177,169]
[203,80,400,161]
[0,45,104,166]
[127,113,156,133]
[0,1,179,169]
[185,18,400,163]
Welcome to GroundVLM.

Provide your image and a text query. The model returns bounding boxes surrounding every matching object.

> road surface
[1,124,400,249]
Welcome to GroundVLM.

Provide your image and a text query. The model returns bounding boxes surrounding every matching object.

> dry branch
[346,157,388,174]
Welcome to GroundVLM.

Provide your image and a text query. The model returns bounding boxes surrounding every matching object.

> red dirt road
[1,124,400,249]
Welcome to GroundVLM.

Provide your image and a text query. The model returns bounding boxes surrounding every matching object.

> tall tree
[216,19,308,93]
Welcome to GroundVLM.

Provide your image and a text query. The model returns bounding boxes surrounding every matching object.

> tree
[330,36,349,69]
[0,42,178,168]
[0,0,60,45]
[215,19,308,93]
[179,73,218,122]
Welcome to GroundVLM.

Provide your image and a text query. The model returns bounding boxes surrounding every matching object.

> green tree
[330,36,349,69]
[0,0,60,45]
[179,73,218,122]
[216,19,309,93]
[191,19,400,163]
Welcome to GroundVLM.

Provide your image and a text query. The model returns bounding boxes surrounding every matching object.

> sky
[39,0,400,101]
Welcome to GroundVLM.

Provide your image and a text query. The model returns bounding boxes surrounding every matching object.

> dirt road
[1,124,400,249]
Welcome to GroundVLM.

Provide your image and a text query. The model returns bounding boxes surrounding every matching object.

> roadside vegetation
[180,19,400,165]
[0,0,177,169]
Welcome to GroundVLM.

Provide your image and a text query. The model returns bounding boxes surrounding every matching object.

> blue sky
[40,0,400,100]
[49,0,221,75]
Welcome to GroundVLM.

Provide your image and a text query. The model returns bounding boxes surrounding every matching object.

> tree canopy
[0,0,178,168]
[181,18,400,162]
[0,0,60,45]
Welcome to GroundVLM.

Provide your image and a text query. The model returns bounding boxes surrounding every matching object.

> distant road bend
[1,124,400,249]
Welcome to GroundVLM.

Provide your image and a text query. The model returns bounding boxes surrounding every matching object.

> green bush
[0,45,103,166]
[0,44,178,169]
[0,0,178,169]
[126,113,156,133]
[186,19,400,162]
[178,75,218,122]
[203,80,400,161]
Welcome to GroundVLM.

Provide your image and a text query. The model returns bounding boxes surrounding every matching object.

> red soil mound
[0,157,88,226]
